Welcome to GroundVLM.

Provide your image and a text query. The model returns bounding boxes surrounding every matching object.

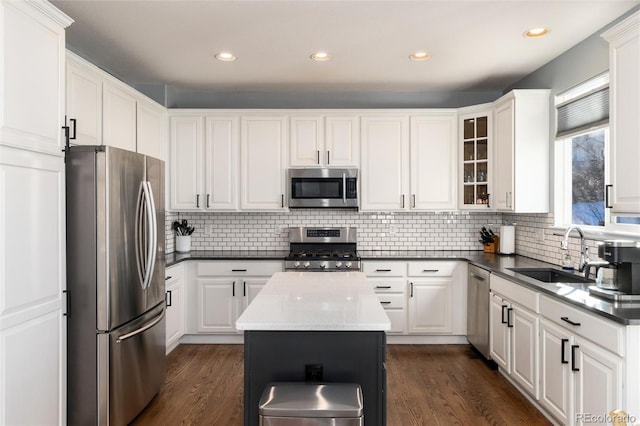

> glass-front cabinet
[459,108,492,209]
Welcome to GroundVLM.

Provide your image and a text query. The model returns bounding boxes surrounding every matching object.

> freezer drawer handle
[116,309,165,344]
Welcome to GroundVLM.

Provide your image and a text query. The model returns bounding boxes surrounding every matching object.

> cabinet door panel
[205,116,239,210]
[290,116,322,166]
[489,293,510,372]
[408,280,452,334]
[383,309,407,334]
[197,279,238,333]
[325,116,359,167]
[170,116,203,210]
[361,116,409,211]
[494,100,514,211]
[511,305,538,398]
[574,338,623,426]
[66,60,102,146]
[539,319,571,425]
[410,115,457,210]
[165,280,184,351]
[240,116,287,210]
[137,100,165,160]
[102,83,137,152]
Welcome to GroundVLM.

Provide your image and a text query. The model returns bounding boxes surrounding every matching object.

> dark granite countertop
[166,249,640,325]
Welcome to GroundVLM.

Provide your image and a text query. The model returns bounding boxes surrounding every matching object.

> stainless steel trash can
[258,383,364,426]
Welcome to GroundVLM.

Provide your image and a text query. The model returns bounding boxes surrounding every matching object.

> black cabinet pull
[243,281,246,297]
[281,194,284,208]
[63,290,70,317]
[165,276,172,280]
[375,269,392,272]
[561,316,581,326]
[605,184,613,208]
[487,193,491,208]
[402,194,405,208]
[316,150,320,164]
[69,118,77,140]
[196,194,200,208]
[207,194,210,208]
[561,338,569,364]
[165,290,172,307]
[232,281,235,297]
[422,269,439,273]
[410,282,414,297]
[375,286,392,289]
[501,305,508,324]
[327,150,330,165]
[232,269,247,272]
[507,308,514,328]
[380,301,391,305]
[571,345,580,371]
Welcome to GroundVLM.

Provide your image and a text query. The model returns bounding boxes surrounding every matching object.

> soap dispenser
[562,253,574,271]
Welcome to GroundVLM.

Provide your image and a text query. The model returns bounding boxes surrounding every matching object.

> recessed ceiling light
[215,52,237,61]
[310,51,332,61]
[409,52,430,61]
[524,28,550,38]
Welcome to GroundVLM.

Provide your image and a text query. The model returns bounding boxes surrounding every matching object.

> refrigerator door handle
[141,181,156,290]
[135,182,146,288]
[115,308,165,343]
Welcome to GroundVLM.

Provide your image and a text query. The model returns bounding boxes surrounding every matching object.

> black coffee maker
[598,240,640,295]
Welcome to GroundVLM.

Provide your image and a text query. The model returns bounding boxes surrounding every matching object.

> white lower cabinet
[538,295,624,426]
[363,260,466,337]
[165,263,185,353]
[188,260,282,334]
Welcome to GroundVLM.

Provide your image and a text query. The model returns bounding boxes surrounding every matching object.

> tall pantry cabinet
[0,1,72,425]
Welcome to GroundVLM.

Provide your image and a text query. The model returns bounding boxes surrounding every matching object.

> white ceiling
[52,0,638,95]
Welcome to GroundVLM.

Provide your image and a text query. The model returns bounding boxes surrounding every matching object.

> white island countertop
[236,272,391,331]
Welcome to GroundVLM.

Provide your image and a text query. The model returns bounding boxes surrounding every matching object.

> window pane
[572,130,605,226]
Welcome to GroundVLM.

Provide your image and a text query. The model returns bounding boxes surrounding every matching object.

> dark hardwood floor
[131,344,551,426]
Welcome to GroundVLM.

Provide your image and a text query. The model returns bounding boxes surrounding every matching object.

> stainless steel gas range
[285,227,361,272]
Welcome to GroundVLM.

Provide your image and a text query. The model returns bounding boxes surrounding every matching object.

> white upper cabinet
[410,113,457,210]
[458,106,492,210]
[170,116,203,210]
[0,1,70,156]
[602,11,640,214]
[360,115,410,211]
[137,98,166,160]
[102,82,137,152]
[493,90,550,212]
[240,116,287,210]
[65,52,166,157]
[205,116,239,210]
[66,57,102,146]
[289,114,359,167]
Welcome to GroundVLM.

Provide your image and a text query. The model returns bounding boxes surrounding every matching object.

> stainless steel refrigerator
[66,146,165,426]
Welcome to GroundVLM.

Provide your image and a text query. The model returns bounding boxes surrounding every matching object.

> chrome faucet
[561,225,590,273]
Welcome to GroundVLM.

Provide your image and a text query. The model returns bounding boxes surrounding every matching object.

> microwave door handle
[342,173,346,204]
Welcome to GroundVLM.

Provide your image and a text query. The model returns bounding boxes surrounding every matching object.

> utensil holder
[483,236,499,253]
[176,235,191,253]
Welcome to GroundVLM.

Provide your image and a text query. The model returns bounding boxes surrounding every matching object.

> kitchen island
[236,271,391,426]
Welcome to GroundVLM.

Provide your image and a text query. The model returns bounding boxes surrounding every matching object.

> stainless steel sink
[507,267,593,284]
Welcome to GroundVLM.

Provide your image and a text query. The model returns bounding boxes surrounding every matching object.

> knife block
[483,236,499,253]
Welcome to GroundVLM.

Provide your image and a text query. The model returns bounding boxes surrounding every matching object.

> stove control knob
[345,262,352,269]
[294,261,301,268]
[335,261,343,268]
[303,261,311,269]
[320,263,327,269]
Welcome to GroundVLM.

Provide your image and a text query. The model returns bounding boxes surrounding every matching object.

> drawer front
[165,263,184,284]
[370,278,405,293]
[490,274,538,312]
[362,262,406,277]
[376,294,406,309]
[539,295,625,357]
[196,261,282,277]
[407,261,457,277]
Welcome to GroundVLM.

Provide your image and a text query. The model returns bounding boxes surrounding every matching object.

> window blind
[556,86,609,138]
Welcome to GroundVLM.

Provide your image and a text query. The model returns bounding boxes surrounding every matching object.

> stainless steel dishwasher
[467,264,491,359]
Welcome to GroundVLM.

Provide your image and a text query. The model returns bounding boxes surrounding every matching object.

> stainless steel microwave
[288,168,358,208]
